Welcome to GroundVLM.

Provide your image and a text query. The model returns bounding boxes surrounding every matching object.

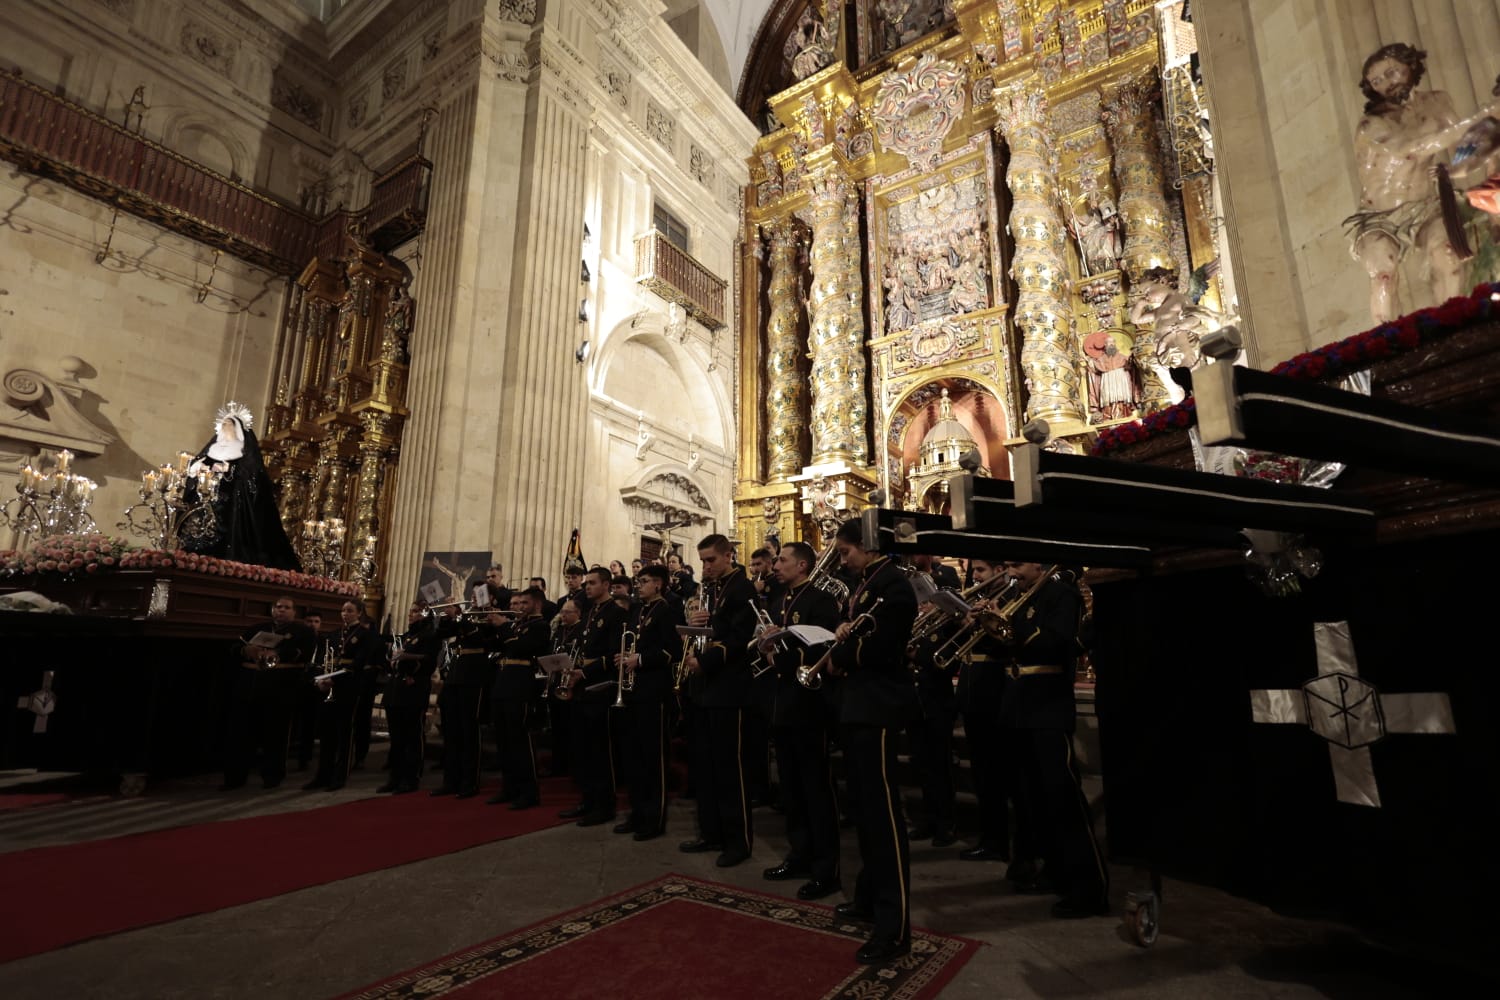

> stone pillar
[794,165,868,468]
[1104,73,1177,410]
[995,83,1085,428]
[761,219,805,479]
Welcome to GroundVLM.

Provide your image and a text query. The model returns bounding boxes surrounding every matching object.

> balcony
[634,229,727,330]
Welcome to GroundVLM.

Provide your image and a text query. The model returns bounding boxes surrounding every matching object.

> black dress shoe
[834,901,874,922]
[454,790,480,800]
[325,781,345,792]
[633,829,664,842]
[558,805,589,819]
[959,845,1007,862]
[375,782,398,793]
[715,849,750,868]
[612,820,637,835]
[1005,859,1037,884]
[678,839,722,854]
[1051,898,1109,919]
[855,936,910,964]
[491,791,518,805]
[575,812,615,827]
[907,823,936,841]
[509,797,538,811]
[429,786,457,797]
[301,779,329,791]
[931,828,958,848]
[391,784,419,795]
[796,878,842,901]
[261,778,283,789]
[218,780,246,792]
[763,862,811,882]
[1016,874,1059,896]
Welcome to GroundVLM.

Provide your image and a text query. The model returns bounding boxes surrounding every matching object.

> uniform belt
[1006,664,1065,678]
[458,647,489,655]
[500,658,532,666]
[968,654,999,662]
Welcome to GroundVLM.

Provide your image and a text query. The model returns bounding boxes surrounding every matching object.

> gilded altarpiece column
[795,166,869,468]
[761,220,806,480]
[995,82,1085,431]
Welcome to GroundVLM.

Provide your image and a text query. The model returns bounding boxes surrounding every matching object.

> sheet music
[536,653,572,676]
[784,624,838,646]
[247,631,284,649]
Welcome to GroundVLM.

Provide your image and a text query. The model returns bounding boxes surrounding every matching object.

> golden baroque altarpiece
[733,0,1224,549]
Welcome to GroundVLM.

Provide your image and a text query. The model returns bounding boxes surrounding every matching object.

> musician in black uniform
[744,546,779,809]
[546,597,585,778]
[293,611,327,771]
[679,534,758,868]
[486,588,552,808]
[614,565,683,840]
[827,519,920,964]
[381,602,440,794]
[561,567,628,826]
[303,601,381,791]
[223,595,317,790]
[758,541,844,900]
[432,605,499,800]
[905,557,959,848]
[998,561,1108,919]
[953,560,1015,864]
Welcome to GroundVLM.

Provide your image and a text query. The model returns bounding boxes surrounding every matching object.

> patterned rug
[337,874,980,1000]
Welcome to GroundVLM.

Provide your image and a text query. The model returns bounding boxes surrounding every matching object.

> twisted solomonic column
[761,219,807,479]
[995,82,1085,427]
[794,165,869,467]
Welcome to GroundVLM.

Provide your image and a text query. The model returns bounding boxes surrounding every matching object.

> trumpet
[674,591,714,692]
[614,629,638,708]
[932,567,1056,671]
[747,599,780,678]
[797,598,883,690]
[422,600,469,616]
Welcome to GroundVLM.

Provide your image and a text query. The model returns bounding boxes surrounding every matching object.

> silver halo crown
[215,401,255,431]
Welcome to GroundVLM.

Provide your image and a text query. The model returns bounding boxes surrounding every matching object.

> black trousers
[964,709,1011,854]
[494,696,539,802]
[773,722,840,882]
[546,697,572,776]
[1013,727,1107,906]
[353,671,379,765]
[571,701,614,816]
[224,668,299,787]
[293,675,322,766]
[385,689,429,789]
[843,723,911,945]
[907,693,957,831]
[694,706,751,855]
[743,704,771,803]
[314,694,358,787]
[439,683,485,794]
[624,700,669,833]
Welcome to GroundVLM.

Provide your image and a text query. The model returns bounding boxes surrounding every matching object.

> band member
[529,577,558,620]
[563,565,586,605]
[560,567,628,826]
[758,541,844,900]
[828,519,919,964]
[223,596,317,791]
[953,559,1014,864]
[905,556,958,847]
[614,565,684,840]
[667,552,698,602]
[303,601,380,791]
[488,588,552,808]
[481,563,514,612]
[998,562,1108,919]
[546,598,585,778]
[381,603,440,794]
[432,604,497,800]
[293,611,328,771]
[679,534,758,867]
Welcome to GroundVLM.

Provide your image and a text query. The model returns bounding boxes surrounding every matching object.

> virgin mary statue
[183,402,302,571]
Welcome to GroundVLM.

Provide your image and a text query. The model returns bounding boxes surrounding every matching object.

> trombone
[797,598,884,690]
[932,566,1056,671]
[614,629,638,708]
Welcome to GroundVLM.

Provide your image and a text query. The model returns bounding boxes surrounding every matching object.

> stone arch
[591,315,732,451]
[884,375,1012,504]
[161,112,250,182]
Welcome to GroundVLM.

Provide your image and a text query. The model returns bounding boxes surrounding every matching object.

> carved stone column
[995,83,1085,428]
[794,165,868,467]
[761,219,805,479]
[1103,73,1176,410]
[1102,73,1175,282]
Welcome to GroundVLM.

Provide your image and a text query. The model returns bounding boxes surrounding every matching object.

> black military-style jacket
[830,557,919,728]
[324,621,380,702]
[625,595,685,703]
[386,618,441,708]
[493,615,551,699]
[576,596,630,704]
[238,619,317,669]
[761,579,842,728]
[908,614,961,705]
[997,576,1084,732]
[444,617,502,687]
[695,566,759,709]
[956,631,1009,719]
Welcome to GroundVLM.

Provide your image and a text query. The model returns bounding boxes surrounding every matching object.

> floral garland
[1,533,359,597]
[1091,282,1500,456]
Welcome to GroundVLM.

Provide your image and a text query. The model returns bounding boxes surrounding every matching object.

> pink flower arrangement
[3,534,358,596]
[1092,282,1499,457]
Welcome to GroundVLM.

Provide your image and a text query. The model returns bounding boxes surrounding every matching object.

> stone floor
[0,755,1483,999]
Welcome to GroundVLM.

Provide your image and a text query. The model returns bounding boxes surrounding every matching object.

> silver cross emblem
[1249,622,1455,807]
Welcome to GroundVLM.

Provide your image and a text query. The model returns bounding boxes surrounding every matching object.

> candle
[177,451,193,473]
[55,449,73,475]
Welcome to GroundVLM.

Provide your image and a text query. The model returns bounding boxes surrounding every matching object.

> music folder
[536,654,572,676]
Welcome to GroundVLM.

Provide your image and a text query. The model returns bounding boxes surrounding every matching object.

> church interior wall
[1198,0,1500,364]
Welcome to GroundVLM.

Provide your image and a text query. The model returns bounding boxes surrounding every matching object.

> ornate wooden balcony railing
[0,71,430,274]
[634,229,728,330]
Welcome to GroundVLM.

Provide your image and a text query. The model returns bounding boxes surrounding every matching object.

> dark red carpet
[336,875,980,1000]
[0,777,576,963]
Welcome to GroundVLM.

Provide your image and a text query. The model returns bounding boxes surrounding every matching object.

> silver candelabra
[3,449,98,540]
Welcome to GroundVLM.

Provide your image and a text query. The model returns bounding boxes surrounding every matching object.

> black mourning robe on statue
[183,422,302,571]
